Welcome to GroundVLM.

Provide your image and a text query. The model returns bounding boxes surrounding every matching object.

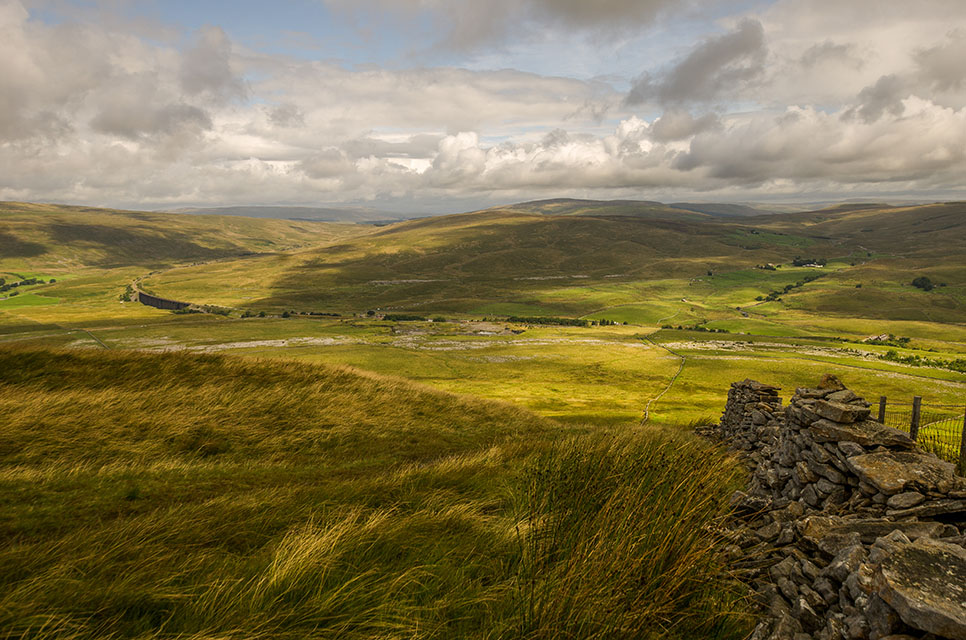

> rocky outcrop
[709,376,966,640]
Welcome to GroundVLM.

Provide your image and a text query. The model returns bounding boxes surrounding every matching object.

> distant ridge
[164,205,412,224]
[488,198,709,221]
[669,202,781,217]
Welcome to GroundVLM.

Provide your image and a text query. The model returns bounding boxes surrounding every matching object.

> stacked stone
[750,383,891,511]
[716,378,783,466]
[732,505,966,640]
[713,376,966,640]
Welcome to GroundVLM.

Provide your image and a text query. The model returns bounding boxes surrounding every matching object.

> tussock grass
[1,346,750,638]
[514,435,748,639]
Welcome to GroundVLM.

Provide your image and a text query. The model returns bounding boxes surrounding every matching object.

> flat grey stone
[826,389,860,403]
[872,537,966,639]
[809,418,914,450]
[813,399,871,423]
[800,515,944,556]
[885,491,926,510]
[847,451,958,495]
[887,498,966,520]
[838,441,866,457]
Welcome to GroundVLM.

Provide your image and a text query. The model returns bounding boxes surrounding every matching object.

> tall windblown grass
[0,346,750,638]
[512,434,748,639]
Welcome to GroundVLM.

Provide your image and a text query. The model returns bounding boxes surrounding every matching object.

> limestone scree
[702,377,966,640]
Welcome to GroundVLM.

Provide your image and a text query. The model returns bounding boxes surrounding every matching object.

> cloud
[914,30,966,92]
[3,0,966,211]
[649,110,720,142]
[846,31,966,123]
[180,25,248,103]
[850,74,910,123]
[267,104,305,128]
[674,99,966,187]
[323,0,704,50]
[626,19,767,105]
[799,41,861,68]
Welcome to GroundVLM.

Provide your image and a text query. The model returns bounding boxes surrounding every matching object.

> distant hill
[138,199,966,322]
[669,202,781,217]
[143,207,801,313]
[0,201,369,271]
[166,205,412,224]
[489,198,711,221]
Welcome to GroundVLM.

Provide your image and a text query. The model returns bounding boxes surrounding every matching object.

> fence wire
[879,400,965,470]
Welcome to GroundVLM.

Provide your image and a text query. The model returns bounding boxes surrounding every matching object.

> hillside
[144,208,807,314]
[491,198,711,220]
[166,204,410,224]
[0,345,748,639]
[0,201,369,272]
[128,200,966,339]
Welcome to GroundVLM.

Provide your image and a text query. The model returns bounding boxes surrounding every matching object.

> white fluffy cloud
[1,0,966,211]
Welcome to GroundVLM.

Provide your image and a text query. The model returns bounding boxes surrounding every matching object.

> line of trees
[755,273,824,302]
[1,277,51,293]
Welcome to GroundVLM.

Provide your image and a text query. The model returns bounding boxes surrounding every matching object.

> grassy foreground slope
[0,346,749,639]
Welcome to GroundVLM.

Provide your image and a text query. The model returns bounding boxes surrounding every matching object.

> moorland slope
[140,201,966,325]
[0,201,368,272]
[0,345,748,639]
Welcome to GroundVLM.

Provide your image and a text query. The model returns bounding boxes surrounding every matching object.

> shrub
[383,314,427,322]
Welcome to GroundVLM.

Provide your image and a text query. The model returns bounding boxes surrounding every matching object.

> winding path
[639,311,686,425]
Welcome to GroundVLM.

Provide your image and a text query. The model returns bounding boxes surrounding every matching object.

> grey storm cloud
[914,30,966,92]
[626,19,767,105]
[649,110,721,142]
[799,41,862,69]
[180,26,248,102]
[324,0,715,49]
[298,148,355,179]
[91,101,211,139]
[267,104,305,128]
[849,31,966,123]
[851,74,909,123]
[341,134,443,160]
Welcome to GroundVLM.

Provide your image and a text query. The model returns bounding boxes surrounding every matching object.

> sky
[1,0,965,213]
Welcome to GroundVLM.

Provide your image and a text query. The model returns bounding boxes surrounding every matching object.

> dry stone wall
[708,377,966,640]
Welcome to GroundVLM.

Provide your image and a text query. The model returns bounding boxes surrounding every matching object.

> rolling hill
[0,201,370,272]
[143,207,807,314]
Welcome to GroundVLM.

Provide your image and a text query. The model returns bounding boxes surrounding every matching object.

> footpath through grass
[0,346,750,639]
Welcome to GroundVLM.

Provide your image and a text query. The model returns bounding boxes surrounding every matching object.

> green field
[2,199,965,638]
[2,200,964,421]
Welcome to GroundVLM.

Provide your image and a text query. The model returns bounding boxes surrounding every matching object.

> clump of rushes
[512,433,751,639]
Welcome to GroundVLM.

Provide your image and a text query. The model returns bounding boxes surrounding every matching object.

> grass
[0,201,368,273]
[0,346,750,639]
[3,200,966,638]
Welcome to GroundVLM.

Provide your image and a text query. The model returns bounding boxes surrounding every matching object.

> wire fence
[877,396,966,473]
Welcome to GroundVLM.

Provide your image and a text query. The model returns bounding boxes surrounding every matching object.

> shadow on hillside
[252,214,751,311]
[0,232,46,258]
[46,223,242,267]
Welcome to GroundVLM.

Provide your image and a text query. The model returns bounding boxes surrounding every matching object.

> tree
[911,276,934,291]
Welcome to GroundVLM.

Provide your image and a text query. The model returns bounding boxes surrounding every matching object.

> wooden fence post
[959,408,966,476]
[910,396,922,441]
[878,396,887,423]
